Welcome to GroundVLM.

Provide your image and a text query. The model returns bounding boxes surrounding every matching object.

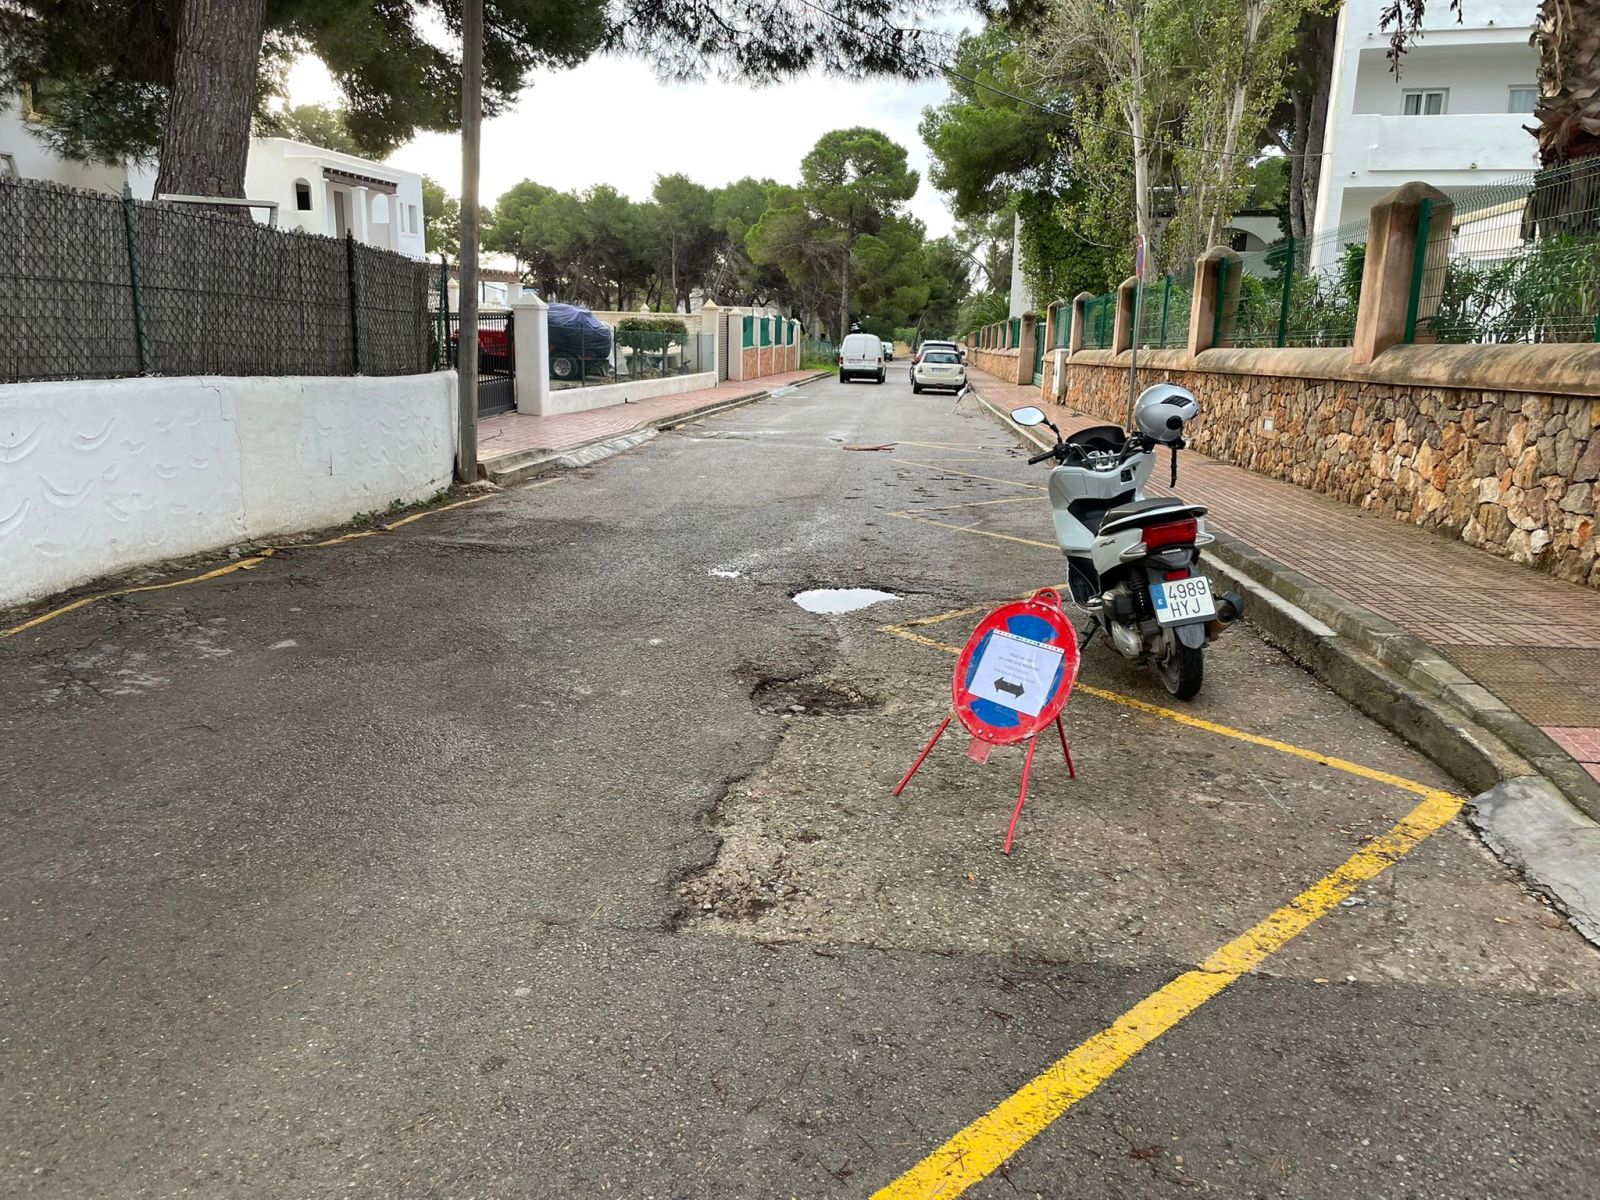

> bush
[616,316,689,342]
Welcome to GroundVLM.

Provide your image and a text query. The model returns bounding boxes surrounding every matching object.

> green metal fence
[1229,216,1370,349]
[1140,266,1194,350]
[1051,300,1073,348]
[1082,292,1116,350]
[1413,162,1600,344]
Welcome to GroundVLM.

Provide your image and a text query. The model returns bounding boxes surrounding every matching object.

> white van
[838,332,886,384]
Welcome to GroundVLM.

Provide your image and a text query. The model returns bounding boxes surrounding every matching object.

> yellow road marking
[872,790,1462,1200]
[895,459,1044,491]
[894,511,1059,551]
[880,619,1443,800]
[899,496,1039,515]
[2,492,507,640]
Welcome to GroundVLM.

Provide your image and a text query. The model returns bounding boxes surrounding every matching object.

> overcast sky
[287,52,961,236]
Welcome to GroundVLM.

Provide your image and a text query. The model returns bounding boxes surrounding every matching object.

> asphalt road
[4,374,1600,1199]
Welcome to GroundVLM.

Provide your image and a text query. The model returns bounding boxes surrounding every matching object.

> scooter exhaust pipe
[1205,591,1245,641]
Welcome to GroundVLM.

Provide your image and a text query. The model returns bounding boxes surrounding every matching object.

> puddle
[792,587,898,614]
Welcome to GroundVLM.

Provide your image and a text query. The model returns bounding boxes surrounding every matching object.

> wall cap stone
[1067,342,1600,399]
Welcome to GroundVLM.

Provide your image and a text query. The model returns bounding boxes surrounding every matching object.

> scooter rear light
[1144,518,1197,551]
[1165,569,1190,580]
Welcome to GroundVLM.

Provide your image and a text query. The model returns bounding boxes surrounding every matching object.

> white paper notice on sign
[968,631,1065,718]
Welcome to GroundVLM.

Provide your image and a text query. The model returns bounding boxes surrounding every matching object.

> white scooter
[1009,384,1243,699]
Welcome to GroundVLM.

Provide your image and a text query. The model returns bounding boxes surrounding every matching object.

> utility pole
[1124,233,1147,429]
[455,0,482,483]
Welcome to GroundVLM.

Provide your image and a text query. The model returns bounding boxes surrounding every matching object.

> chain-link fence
[0,176,432,383]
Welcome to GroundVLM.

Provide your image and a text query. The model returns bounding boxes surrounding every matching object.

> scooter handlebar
[1027,447,1058,465]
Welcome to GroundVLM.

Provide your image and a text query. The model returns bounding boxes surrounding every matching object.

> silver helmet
[1132,383,1199,444]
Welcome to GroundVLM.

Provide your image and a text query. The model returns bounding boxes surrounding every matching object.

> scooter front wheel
[1155,631,1204,700]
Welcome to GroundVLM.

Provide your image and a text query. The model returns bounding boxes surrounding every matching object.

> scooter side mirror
[1010,406,1046,427]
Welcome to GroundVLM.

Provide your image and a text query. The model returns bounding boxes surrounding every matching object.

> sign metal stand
[894,589,1082,854]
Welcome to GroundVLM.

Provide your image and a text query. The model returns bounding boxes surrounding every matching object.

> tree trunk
[838,244,852,342]
[154,0,268,205]
[1533,0,1600,168]
[1298,8,1336,240]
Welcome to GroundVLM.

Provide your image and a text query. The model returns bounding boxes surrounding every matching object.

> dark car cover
[547,303,613,360]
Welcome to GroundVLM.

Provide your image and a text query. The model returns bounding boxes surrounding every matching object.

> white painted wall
[1311,0,1540,268]
[1,373,456,610]
[0,105,127,192]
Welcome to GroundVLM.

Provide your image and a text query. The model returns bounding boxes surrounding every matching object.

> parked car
[447,321,513,373]
[881,339,895,361]
[910,338,964,379]
[548,303,614,381]
[838,332,886,384]
[911,348,966,394]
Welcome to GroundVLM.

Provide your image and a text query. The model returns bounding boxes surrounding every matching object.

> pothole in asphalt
[792,587,898,614]
[751,677,881,716]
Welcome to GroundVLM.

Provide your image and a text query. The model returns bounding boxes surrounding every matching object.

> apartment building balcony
[1339,112,1538,184]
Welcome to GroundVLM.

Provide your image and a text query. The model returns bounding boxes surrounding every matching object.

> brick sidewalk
[967,367,1600,783]
[477,370,824,462]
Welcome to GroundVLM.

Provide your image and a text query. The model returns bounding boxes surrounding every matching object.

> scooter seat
[1099,497,1207,536]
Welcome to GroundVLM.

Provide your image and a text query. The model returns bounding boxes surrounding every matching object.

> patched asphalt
[3,376,1599,1198]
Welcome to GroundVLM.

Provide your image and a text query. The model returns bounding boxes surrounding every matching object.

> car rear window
[923,351,960,364]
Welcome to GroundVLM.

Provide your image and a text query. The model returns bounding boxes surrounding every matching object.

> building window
[1508,85,1539,114]
[408,203,419,234]
[0,153,17,180]
[1401,89,1447,116]
[294,179,312,211]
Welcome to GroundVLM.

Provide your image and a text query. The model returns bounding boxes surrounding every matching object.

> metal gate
[445,311,516,418]
[1031,319,1046,387]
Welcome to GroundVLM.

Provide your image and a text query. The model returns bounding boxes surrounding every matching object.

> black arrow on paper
[994,678,1025,699]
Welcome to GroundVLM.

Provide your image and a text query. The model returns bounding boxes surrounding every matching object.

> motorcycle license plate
[1151,577,1216,625]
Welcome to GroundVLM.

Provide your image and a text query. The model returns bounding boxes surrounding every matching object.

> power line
[789,0,1325,165]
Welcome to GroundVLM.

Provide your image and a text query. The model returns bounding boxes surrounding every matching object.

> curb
[482,372,830,487]
[970,383,1600,946]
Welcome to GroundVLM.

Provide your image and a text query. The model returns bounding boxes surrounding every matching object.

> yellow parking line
[872,788,1462,1200]
[895,459,1044,491]
[900,496,1039,515]
[894,511,1059,552]
[879,619,1445,800]
[1,492,504,640]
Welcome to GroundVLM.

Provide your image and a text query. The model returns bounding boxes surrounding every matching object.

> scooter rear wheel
[1155,633,1204,700]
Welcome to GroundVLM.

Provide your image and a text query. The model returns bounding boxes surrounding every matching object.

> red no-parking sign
[895,589,1082,854]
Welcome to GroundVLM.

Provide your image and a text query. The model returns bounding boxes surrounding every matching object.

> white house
[2,99,426,260]
[1310,0,1541,267]
[0,101,125,192]
[233,138,427,259]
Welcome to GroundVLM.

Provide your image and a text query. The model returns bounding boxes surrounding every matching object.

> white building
[2,101,426,260]
[1311,0,1540,267]
[234,138,426,260]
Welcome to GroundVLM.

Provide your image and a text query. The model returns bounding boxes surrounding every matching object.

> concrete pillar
[351,186,370,245]
[1015,311,1038,384]
[726,309,747,382]
[1352,181,1454,365]
[510,292,550,415]
[699,302,720,378]
[1069,291,1094,356]
[1187,246,1244,356]
[1113,276,1139,354]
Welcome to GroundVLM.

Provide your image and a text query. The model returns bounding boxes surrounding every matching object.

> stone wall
[1051,346,1600,587]
[972,346,1020,381]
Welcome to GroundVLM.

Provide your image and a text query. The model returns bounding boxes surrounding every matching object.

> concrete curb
[970,384,1600,946]
[482,372,831,487]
